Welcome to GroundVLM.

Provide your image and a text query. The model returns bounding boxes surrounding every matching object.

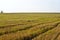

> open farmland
[0,13,60,40]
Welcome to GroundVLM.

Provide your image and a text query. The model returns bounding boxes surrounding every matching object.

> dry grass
[0,13,60,40]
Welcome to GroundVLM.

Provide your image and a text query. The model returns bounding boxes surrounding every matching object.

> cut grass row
[0,22,59,40]
[0,22,41,35]
[0,21,54,36]
[0,20,39,28]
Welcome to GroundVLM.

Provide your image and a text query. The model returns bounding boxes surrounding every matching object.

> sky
[0,0,60,12]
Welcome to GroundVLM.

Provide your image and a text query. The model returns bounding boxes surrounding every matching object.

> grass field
[0,13,60,40]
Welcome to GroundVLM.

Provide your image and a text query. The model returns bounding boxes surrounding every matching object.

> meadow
[0,13,60,40]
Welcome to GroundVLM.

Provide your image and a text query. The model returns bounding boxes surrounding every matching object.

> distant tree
[1,11,3,13]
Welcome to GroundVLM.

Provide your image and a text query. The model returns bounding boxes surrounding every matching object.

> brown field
[0,13,60,40]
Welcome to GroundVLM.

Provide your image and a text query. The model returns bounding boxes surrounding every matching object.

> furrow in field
[0,22,59,40]
[32,23,60,40]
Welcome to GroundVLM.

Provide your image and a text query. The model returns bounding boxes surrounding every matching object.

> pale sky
[0,0,60,12]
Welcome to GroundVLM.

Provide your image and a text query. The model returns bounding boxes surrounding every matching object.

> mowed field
[0,13,60,40]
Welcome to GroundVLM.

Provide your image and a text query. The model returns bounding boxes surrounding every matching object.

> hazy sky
[0,0,60,12]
